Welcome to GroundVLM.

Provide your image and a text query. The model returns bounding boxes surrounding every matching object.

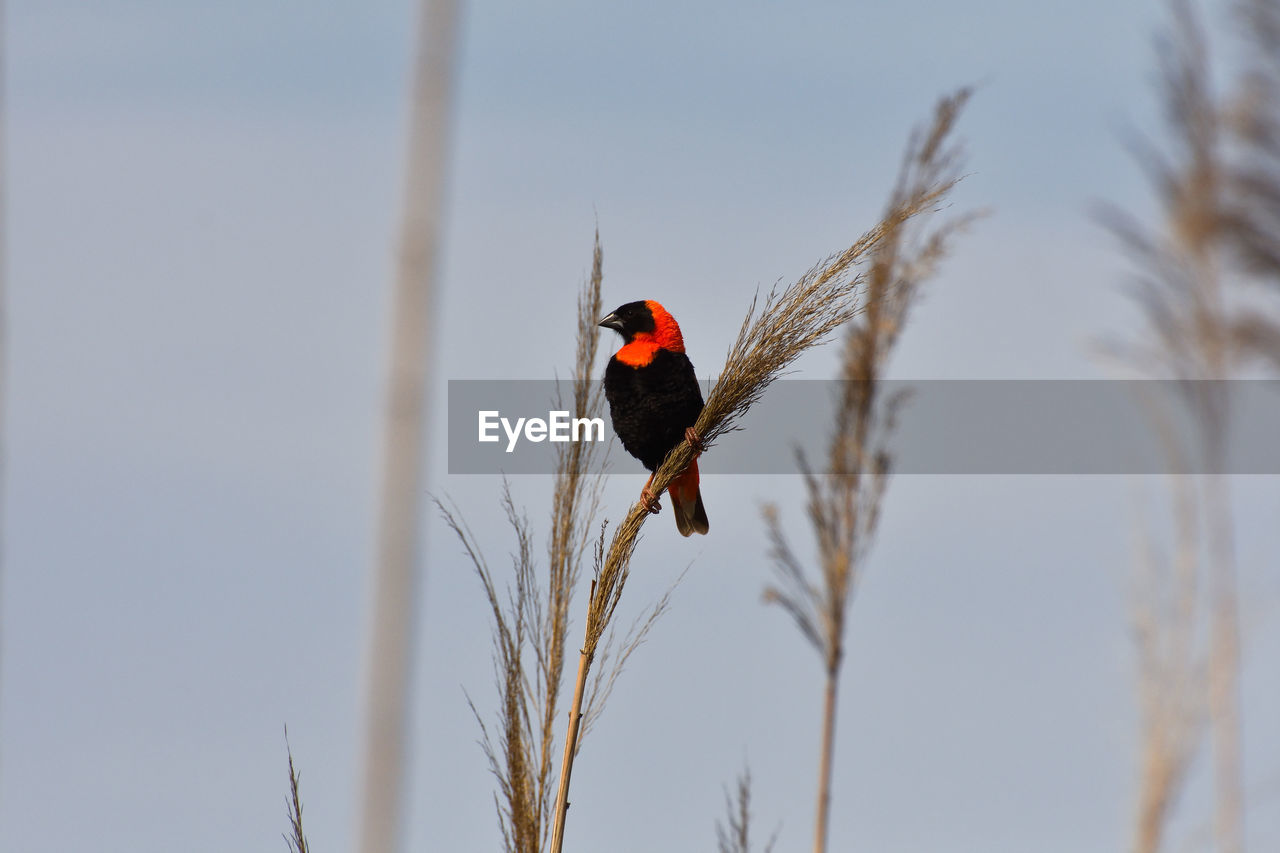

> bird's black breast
[604,348,705,471]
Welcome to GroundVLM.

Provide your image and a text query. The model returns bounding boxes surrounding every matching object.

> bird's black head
[598,301,655,343]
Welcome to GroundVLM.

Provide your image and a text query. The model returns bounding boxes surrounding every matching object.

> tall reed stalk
[1104,2,1280,850]
[546,127,967,853]
[441,234,670,852]
[760,89,973,853]
[358,1,461,852]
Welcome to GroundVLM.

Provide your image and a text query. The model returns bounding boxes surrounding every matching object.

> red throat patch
[615,300,686,367]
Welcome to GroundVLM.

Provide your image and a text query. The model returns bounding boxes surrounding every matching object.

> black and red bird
[600,300,710,536]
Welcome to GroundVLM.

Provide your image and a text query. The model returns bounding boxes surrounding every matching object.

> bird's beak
[598,312,625,334]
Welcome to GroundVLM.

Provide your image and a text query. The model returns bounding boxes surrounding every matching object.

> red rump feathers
[668,458,709,537]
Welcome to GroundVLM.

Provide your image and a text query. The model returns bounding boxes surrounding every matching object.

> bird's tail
[668,458,709,537]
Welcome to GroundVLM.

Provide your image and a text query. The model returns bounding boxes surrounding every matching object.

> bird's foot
[684,426,705,456]
[640,473,662,514]
[640,487,662,515]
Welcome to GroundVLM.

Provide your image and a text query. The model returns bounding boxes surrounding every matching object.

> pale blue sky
[3,1,1278,852]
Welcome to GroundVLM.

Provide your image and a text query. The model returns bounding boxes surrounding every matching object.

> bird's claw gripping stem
[684,426,705,456]
[640,474,662,514]
[640,488,662,514]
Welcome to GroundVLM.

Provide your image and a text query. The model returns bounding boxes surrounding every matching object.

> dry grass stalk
[1131,479,1206,853]
[358,1,460,851]
[716,766,778,853]
[548,99,968,853]
[442,234,662,852]
[284,729,311,853]
[440,238,606,851]
[543,233,609,768]
[443,487,540,852]
[1105,1,1280,850]
[759,89,973,853]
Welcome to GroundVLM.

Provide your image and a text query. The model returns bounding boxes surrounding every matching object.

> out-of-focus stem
[1206,471,1243,853]
[356,1,460,852]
